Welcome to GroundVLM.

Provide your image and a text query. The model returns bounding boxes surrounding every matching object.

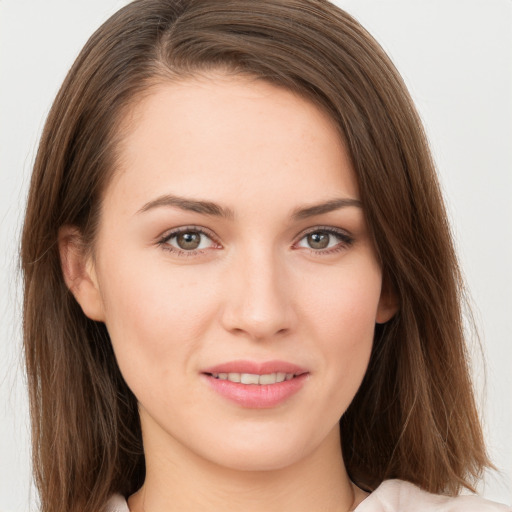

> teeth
[211,372,296,385]
[241,373,260,384]
[258,373,276,385]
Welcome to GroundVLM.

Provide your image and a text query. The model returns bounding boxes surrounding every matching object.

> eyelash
[296,226,354,255]
[157,225,354,257]
[157,226,221,257]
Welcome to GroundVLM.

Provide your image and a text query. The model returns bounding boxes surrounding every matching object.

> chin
[193,424,333,473]
[208,445,306,473]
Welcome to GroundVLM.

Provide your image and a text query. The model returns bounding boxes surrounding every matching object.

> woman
[20,0,510,511]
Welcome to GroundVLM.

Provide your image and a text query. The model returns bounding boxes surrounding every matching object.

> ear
[58,226,105,322]
[376,276,399,324]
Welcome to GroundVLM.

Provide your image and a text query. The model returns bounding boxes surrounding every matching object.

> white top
[105,479,511,511]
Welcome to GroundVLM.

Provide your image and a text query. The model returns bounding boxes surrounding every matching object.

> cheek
[300,258,381,401]
[96,249,218,388]
[302,256,382,340]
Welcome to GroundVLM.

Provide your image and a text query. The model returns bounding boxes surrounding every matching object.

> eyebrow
[291,197,362,220]
[136,194,362,220]
[137,194,235,219]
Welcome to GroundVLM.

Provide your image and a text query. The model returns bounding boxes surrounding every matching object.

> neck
[129,423,362,512]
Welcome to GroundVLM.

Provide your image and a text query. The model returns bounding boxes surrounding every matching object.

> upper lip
[202,360,308,376]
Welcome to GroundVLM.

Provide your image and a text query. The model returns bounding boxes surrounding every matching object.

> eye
[158,227,219,255]
[295,228,353,253]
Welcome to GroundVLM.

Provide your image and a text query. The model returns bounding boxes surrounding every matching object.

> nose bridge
[221,241,293,340]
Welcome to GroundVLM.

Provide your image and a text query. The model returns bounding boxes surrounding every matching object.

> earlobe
[376,278,399,324]
[58,226,105,322]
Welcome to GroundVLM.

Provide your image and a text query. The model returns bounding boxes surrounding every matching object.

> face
[75,75,395,472]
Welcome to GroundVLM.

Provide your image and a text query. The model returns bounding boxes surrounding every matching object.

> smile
[208,372,296,385]
[202,361,308,408]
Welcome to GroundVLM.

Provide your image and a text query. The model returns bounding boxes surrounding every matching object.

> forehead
[107,75,359,216]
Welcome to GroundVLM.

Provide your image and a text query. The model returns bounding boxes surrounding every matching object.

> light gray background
[1,1,510,510]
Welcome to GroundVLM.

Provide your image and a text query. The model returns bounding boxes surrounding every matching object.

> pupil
[308,232,329,249]
[177,232,201,250]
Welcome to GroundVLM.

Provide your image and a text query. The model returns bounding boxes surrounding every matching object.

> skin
[61,75,396,511]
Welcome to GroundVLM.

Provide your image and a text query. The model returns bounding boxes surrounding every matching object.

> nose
[220,245,296,341]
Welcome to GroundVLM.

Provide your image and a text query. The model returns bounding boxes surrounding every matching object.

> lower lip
[203,374,308,408]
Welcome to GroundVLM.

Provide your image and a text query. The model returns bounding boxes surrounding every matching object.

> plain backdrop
[0,1,511,510]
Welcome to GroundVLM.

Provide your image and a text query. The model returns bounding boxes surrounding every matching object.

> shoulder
[105,494,130,512]
[104,483,511,512]
[354,480,511,512]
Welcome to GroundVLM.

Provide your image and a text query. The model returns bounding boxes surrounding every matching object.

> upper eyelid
[295,225,354,244]
[297,225,351,236]
[158,225,219,243]
[158,224,351,239]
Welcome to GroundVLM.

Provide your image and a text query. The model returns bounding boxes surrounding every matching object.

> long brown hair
[21,1,490,511]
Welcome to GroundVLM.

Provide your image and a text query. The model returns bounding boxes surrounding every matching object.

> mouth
[201,360,309,408]
[206,371,300,385]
